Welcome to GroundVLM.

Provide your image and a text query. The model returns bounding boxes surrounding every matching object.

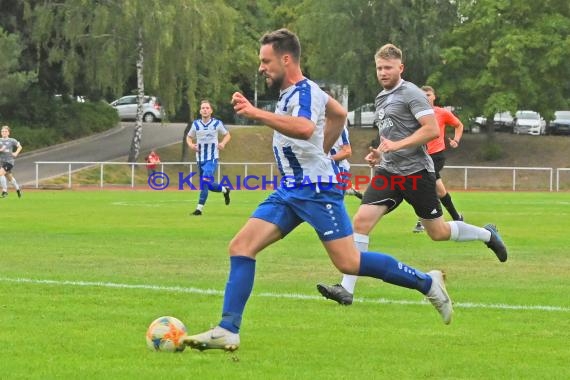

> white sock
[222,186,227,194]
[9,177,19,190]
[448,221,492,242]
[340,233,369,293]
[196,204,204,211]
[0,176,6,192]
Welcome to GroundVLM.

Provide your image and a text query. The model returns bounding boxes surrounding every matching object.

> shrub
[0,86,119,150]
[13,126,61,150]
[479,141,504,161]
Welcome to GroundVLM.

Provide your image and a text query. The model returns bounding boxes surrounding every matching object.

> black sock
[440,193,461,220]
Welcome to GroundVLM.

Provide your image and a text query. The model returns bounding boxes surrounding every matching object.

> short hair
[1,125,10,131]
[374,44,403,61]
[259,28,301,61]
[421,85,435,94]
[200,99,211,106]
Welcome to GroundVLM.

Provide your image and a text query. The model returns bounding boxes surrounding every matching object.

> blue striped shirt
[329,127,350,173]
[272,78,337,184]
[188,118,228,162]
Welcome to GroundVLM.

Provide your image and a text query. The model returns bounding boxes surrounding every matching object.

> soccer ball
[146,316,188,352]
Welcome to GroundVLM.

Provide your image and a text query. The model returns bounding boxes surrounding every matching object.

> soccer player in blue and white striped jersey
[329,125,363,199]
[183,29,453,352]
[186,100,231,215]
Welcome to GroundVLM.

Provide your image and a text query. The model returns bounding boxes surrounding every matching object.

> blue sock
[219,256,256,333]
[358,252,432,294]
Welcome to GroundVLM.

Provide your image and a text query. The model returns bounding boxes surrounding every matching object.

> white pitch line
[1,277,568,313]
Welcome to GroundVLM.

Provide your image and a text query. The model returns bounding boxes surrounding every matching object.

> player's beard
[266,72,284,91]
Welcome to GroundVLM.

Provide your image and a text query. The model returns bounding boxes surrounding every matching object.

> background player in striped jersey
[186,100,231,215]
[183,29,453,352]
[329,125,363,199]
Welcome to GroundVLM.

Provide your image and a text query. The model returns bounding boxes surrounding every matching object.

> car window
[517,111,538,119]
[495,112,512,119]
[555,111,570,119]
[118,96,138,105]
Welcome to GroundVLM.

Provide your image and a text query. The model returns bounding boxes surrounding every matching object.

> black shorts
[429,151,446,180]
[361,168,443,220]
[1,162,13,172]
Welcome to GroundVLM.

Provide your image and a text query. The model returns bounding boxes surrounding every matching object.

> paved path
[17,122,188,185]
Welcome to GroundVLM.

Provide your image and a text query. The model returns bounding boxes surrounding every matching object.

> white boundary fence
[34,161,569,191]
[444,165,554,192]
[557,168,570,192]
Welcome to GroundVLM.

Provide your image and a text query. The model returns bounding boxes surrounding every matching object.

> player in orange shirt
[413,85,463,232]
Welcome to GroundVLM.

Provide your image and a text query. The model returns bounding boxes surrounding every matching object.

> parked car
[513,110,546,135]
[110,95,165,122]
[493,111,514,132]
[473,111,513,132]
[547,110,570,135]
[347,103,376,127]
[54,94,88,103]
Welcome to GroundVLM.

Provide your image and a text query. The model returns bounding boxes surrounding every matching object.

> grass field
[1,190,569,379]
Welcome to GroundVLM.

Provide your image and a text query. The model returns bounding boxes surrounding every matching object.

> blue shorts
[252,184,353,241]
[199,159,218,179]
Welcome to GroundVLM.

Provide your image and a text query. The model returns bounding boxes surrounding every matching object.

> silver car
[513,110,546,136]
[110,95,165,122]
[347,103,376,127]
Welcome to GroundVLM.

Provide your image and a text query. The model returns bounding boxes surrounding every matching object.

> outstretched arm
[231,92,315,140]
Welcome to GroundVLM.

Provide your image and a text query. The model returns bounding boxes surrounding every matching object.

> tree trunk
[128,27,145,163]
[485,113,495,142]
[181,121,192,161]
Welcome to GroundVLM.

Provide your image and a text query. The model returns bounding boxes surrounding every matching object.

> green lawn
[1,190,568,379]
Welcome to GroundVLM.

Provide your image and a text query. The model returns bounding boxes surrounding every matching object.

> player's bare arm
[13,144,22,157]
[331,144,352,162]
[448,119,464,149]
[186,136,199,152]
[379,114,439,153]
[323,96,347,153]
[232,92,314,139]
[218,132,231,150]
[365,146,381,167]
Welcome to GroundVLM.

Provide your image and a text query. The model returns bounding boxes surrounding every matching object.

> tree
[0,27,36,108]
[429,0,570,124]
[295,0,459,108]
[19,0,242,161]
